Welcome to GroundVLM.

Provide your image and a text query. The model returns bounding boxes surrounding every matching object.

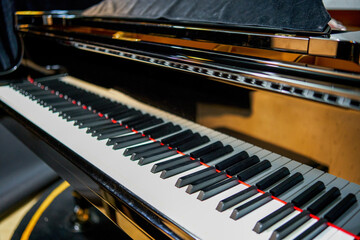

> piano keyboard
[1,76,359,240]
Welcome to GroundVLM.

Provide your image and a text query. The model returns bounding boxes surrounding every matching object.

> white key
[327,229,356,240]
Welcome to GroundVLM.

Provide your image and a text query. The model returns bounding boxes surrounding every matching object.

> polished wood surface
[197,89,360,184]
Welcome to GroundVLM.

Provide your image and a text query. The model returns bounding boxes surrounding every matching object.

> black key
[237,160,271,181]
[76,95,101,104]
[107,133,140,146]
[31,88,52,93]
[38,98,60,105]
[20,85,42,91]
[142,122,174,135]
[111,109,141,121]
[59,108,86,118]
[91,124,121,135]
[186,172,228,194]
[293,218,328,240]
[113,137,149,150]
[100,106,129,117]
[28,87,50,93]
[270,210,311,240]
[138,149,178,165]
[324,193,356,223]
[88,122,115,133]
[131,118,163,130]
[17,82,35,88]
[124,142,162,157]
[199,145,234,164]
[175,167,217,188]
[214,151,249,171]
[151,156,191,173]
[38,97,64,106]
[52,105,80,113]
[102,106,129,117]
[91,102,118,112]
[225,156,260,176]
[270,172,304,197]
[74,116,103,126]
[169,132,200,147]
[62,106,93,117]
[143,123,181,139]
[109,132,143,145]
[97,128,131,140]
[105,108,131,119]
[47,101,72,109]
[34,95,56,103]
[29,90,52,97]
[11,82,33,88]
[23,90,39,97]
[161,130,193,145]
[36,94,60,101]
[125,115,156,127]
[115,111,143,122]
[32,92,54,100]
[38,98,65,106]
[230,192,272,220]
[160,160,201,179]
[291,181,325,208]
[83,96,111,104]
[176,136,210,152]
[88,101,116,111]
[256,167,290,190]
[42,100,68,108]
[78,119,112,129]
[14,83,37,90]
[168,133,198,148]
[216,186,258,212]
[198,178,239,201]
[24,90,42,97]
[71,114,100,123]
[253,203,295,234]
[121,114,151,127]
[131,146,169,161]
[66,112,98,121]
[307,187,341,215]
[190,141,223,159]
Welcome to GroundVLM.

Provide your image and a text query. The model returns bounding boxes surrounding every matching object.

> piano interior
[0,0,360,239]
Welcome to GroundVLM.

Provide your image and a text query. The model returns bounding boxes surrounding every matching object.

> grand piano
[1,0,360,239]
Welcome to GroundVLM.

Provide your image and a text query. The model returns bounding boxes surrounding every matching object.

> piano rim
[0,98,198,240]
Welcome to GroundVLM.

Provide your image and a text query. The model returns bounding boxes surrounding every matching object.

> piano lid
[82,0,331,33]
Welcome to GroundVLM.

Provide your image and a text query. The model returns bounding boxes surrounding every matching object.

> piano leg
[70,191,92,232]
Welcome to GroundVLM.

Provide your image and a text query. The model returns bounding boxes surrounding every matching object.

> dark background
[0,0,101,72]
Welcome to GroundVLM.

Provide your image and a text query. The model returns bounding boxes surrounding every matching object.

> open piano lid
[82,0,331,34]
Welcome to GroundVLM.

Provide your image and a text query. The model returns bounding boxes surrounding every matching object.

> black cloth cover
[83,0,331,32]
[0,0,18,72]
[0,0,101,74]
